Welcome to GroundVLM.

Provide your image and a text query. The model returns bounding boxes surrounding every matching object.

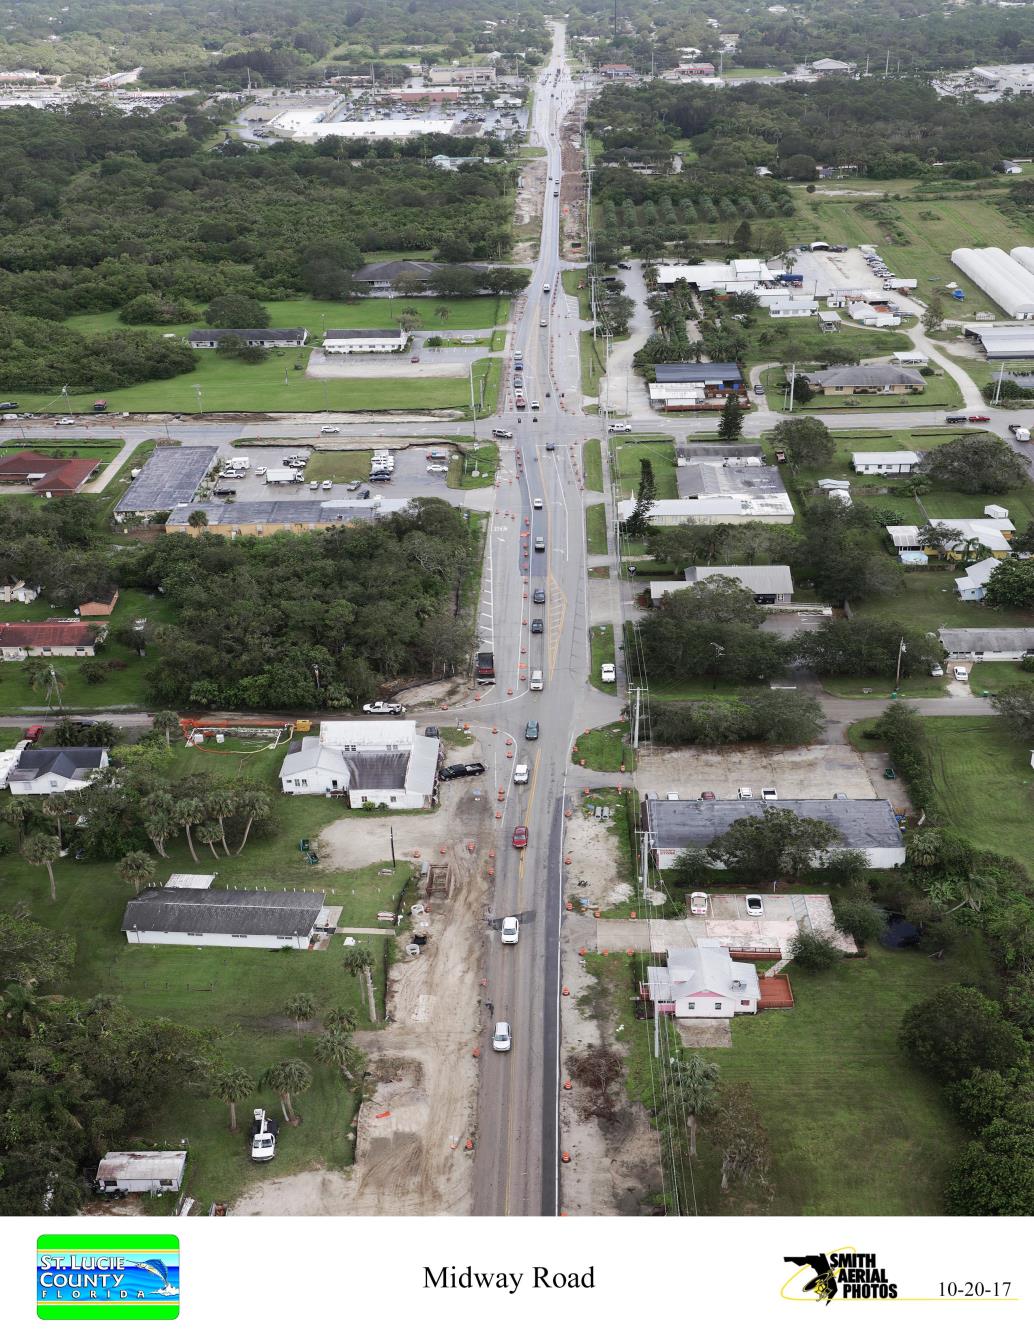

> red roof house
[0,451,100,494]
[0,620,106,659]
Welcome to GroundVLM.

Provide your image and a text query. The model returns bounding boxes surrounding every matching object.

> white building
[939,626,1034,661]
[963,323,1034,359]
[428,65,495,86]
[847,301,900,327]
[122,875,326,950]
[655,258,775,293]
[94,1151,187,1195]
[322,328,408,354]
[955,556,1001,601]
[279,719,439,807]
[618,494,794,526]
[0,579,40,604]
[851,450,920,475]
[187,328,308,349]
[646,944,760,1018]
[758,293,818,318]
[7,746,107,795]
[951,247,1034,320]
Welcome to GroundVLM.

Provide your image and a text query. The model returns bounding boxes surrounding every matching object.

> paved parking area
[305,342,483,380]
[636,742,876,800]
[206,442,461,504]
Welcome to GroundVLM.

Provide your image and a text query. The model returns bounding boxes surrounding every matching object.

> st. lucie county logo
[37,1234,179,1321]
[783,1249,898,1304]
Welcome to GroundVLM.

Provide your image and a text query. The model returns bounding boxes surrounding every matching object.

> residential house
[279,719,439,807]
[806,364,925,395]
[758,294,819,318]
[122,875,327,950]
[851,451,920,475]
[645,944,760,1018]
[94,1151,187,1196]
[322,328,408,354]
[887,517,1014,558]
[648,362,746,411]
[955,556,1001,601]
[939,627,1034,661]
[7,746,108,794]
[187,328,308,349]
[644,796,906,869]
[0,579,40,604]
[0,450,101,495]
[0,621,105,660]
[76,588,119,617]
[650,563,794,607]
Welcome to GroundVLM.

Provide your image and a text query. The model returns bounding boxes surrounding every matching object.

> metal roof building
[951,247,1034,320]
[114,447,215,518]
[939,627,1034,660]
[122,884,326,949]
[963,322,1034,359]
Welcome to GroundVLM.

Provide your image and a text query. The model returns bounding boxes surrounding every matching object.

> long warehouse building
[1010,246,1034,280]
[951,247,1034,320]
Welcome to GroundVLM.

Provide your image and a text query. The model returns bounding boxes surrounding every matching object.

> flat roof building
[188,328,307,349]
[164,497,407,537]
[114,447,215,520]
[122,881,326,950]
[322,328,408,354]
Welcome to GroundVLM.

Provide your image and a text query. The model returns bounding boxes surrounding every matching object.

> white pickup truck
[250,1108,279,1162]
[362,701,405,715]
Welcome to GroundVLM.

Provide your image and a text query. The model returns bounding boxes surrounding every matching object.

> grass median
[582,438,603,491]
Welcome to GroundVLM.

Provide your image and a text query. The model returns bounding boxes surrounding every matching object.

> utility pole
[993,360,1009,406]
[469,361,480,440]
[631,686,642,748]
[786,360,796,412]
[895,637,906,690]
[884,49,890,77]
[389,824,396,869]
[193,383,203,414]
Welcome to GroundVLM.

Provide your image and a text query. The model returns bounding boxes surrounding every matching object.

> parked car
[500,916,520,944]
[600,662,616,683]
[23,725,44,745]
[410,355,420,363]
[439,762,487,780]
[617,261,631,270]
[492,1021,512,1052]
[320,426,341,435]
[347,479,362,491]
[753,384,764,394]
[426,464,449,474]
[745,894,765,917]
[321,479,333,490]
[309,480,320,490]
[56,416,76,426]
[362,701,405,715]
[930,664,945,677]
[513,764,529,784]
[512,824,528,848]
[700,790,716,800]
[737,786,753,799]
[424,725,439,738]
[0,401,18,410]
[426,449,448,460]
[524,720,539,740]
[953,665,969,682]
[530,618,544,633]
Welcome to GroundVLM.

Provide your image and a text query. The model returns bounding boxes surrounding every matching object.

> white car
[533,497,543,509]
[953,666,969,682]
[309,480,319,490]
[56,416,75,426]
[321,479,332,490]
[539,318,548,327]
[665,792,680,801]
[362,701,405,715]
[601,662,616,683]
[492,1021,512,1051]
[930,665,945,677]
[513,763,530,784]
[745,895,765,917]
[500,916,520,944]
[320,426,341,435]
[608,422,632,433]
[426,464,448,474]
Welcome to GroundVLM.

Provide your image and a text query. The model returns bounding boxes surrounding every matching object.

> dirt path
[233,763,492,1216]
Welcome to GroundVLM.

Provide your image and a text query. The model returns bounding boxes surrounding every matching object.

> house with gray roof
[939,627,1034,661]
[7,746,107,794]
[114,447,215,520]
[188,328,308,348]
[646,943,760,1018]
[644,796,905,869]
[280,719,439,807]
[806,364,925,394]
[122,878,326,949]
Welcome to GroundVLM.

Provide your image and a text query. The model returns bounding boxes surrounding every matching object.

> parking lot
[789,246,924,316]
[305,341,483,381]
[636,742,876,800]
[208,441,460,503]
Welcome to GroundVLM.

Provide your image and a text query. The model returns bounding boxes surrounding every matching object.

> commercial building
[187,328,307,349]
[618,494,794,526]
[7,746,108,795]
[350,259,485,294]
[643,796,906,870]
[322,328,408,354]
[122,876,327,950]
[806,364,925,395]
[676,459,784,502]
[655,258,775,293]
[649,563,794,606]
[0,621,105,660]
[599,63,636,79]
[648,362,746,411]
[950,247,1034,320]
[164,497,405,537]
[851,450,920,475]
[811,58,856,76]
[428,65,495,86]
[963,323,1034,359]
[0,450,101,495]
[645,944,760,1018]
[113,447,215,521]
[971,64,1034,96]
[279,719,439,807]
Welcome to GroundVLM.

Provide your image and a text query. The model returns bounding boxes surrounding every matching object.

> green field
[819,675,947,699]
[967,661,1034,691]
[448,441,499,489]
[590,943,992,1214]
[572,720,633,771]
[1,438,124,458]
[857,569,1034,636]
[761,361,963,413]
[582,438,603,492]
[585,501,608,554]
[613,436,677,500]
[589,622,617,694]
[303,450,372,483]
[777,428,984,491]
[924,716,1034,871]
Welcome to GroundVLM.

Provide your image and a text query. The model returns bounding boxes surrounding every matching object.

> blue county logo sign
[37,1234,179,1321]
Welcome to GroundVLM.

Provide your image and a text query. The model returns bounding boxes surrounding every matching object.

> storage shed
[94,1150,187,1195]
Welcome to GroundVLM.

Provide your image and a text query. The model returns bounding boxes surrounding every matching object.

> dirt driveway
[636,742,876,801]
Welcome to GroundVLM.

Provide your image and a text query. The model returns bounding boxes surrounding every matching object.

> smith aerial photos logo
[37,1235,179,1321]
[783,1250,898,1304]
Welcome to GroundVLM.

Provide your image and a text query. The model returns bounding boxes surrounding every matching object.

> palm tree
[323,1005,360,1035]
[175,796,205,863]
[187,509,209,533]
[262,1058,312,1125]
[117,850,157,895]
[22,833,61,902]
[4,796,35,834]
[284,992,317,1032]
[2,982,52,1037]
[669,1054,721,1158]
[235,789,271,855]
[143,789,177,858]
[211,1066,253,1132]
[314,1026,364,1083]
[25,663,65,713]
[196,821,222,861]
[152,710,181,746]
[398,307,422,332]
[208,789,236,857]
[41,794,73,846]
[434,304,451,325]
[342,943,377,1023]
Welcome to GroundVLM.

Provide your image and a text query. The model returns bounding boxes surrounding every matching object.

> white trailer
[264,467,302,485]
[94,1150,187,1195]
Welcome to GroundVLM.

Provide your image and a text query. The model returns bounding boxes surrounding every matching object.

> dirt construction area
[233,775,492,1216]
[636,742,876,801]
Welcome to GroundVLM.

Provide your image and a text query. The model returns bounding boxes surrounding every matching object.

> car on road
[410,355,420,363]
[525,720,539,740]
[529,669,543,691]
[320,426,340,434]
[945,414,967,424]
[545,441,556,450]
[600,662,616,683]
[539,318,548,327]
[543,282,551,292]
[309,479,320,490]
[515,396,527,409]
[347,479,362,491]
[513,764,529,784]
[500,916,520,944]
[745,894,765,917]
[968,414,991,423]
[56,416,76,425]
[534,536,545,551]
[438,762,487,780]
[953,665,969,682]
[608,422,632,433]
[362,701,405,715]
[530,400,540,410]
[512,824,528,848]
[617,261,631,270]
[533,587,546,603]
[530,618,544,633]
[492,1021,512,1052]
[493,428,513,439]
[753,384,764,394]
[514,376,524,389]
[426,464,448,474]
[533,497,543,509]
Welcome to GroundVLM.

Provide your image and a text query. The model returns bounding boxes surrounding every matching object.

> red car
[515,395,527,409]
[23,724,44,745]
[969,414,990,423]
[512,825,528,849]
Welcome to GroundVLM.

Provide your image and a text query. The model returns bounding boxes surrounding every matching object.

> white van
[530,669,544,691]
[601,663,616,683]
[229,456,250,470]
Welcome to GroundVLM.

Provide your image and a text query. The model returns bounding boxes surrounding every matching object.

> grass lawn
[589,941,992,1214]
[924,716,1034,871]
[582,438,603,492]
[562,267,592,321]
[0,589,177,711]
[819,675,947,699]
[303,450,372,483]
[447,441,499,489]
[1,438,124,460]
[777,428,986,492]
[967,661,1034,691]
[589,622,617,694]
[744,311,902,372]
[585,501,608,554]
[572,720,633,772]
[580,330,606,397]
[857,569,1034,635]
[726,66,784,77]
[613,436,677,500]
